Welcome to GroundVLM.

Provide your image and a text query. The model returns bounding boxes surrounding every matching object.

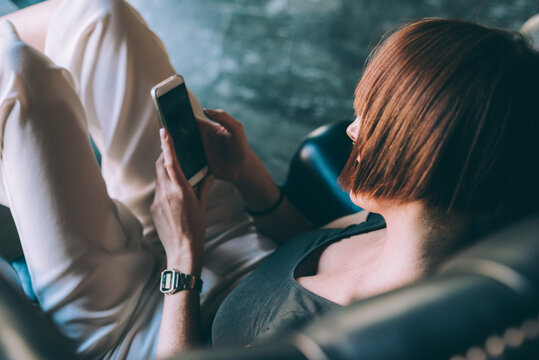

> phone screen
[157,83,207,180]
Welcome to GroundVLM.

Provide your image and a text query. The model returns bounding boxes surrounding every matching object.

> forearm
[233,155,313,242]
[198,108,312,241]
[156,250,203,359]
[156,290,201,359]
[153,127,212,359]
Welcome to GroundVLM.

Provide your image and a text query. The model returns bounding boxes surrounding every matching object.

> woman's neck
[361,202,472,295]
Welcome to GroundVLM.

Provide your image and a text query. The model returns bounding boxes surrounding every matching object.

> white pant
[0,0,276,358]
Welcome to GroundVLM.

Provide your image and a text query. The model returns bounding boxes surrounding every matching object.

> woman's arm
[151,129,212,358]
[231,154,313,242]
[157,290,201,357]
[200,109,313,243]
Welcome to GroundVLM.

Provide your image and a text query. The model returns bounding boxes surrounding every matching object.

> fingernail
[159,128,167,140]
[203,108,214,114]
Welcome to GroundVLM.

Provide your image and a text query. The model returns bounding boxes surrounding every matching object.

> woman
[0,1,537,360]
[154,14,539,359]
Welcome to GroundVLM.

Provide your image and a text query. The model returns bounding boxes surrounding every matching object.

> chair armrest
[283,121,362,227]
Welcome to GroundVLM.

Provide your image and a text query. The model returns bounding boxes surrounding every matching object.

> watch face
[160,269,203,294]
[160,270,175,293]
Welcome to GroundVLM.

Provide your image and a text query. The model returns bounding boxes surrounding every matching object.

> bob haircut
[339,18,539,214]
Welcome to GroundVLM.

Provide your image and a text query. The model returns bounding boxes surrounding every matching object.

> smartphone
[151,74,208,187]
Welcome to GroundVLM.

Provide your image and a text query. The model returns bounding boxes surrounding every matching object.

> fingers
[155,153,168,181]
[197,174,214,206]
[152,154,167,213]
[196,116,220,138]
[203,108,243,133]
[159,128,189,189]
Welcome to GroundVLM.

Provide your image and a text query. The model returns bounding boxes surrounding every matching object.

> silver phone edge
[188,166,209,187]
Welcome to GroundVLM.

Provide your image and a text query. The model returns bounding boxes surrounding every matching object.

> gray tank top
[211,213,386,347]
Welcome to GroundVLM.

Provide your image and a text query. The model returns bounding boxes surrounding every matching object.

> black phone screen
[157,83,207,179]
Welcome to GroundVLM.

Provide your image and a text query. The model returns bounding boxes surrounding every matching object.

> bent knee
[0,20,76,94]
[0,20,84,142]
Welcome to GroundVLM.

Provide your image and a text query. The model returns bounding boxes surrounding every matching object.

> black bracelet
[245,186,285,217]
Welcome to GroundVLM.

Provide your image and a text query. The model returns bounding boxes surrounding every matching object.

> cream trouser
[0,0,276,358]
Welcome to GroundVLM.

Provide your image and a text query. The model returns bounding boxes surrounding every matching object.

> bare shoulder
[322,211,370,229]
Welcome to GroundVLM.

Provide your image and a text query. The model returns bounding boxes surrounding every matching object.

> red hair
[339,19,539,214]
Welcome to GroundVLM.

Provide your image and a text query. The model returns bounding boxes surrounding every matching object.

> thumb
[203,108,241,133]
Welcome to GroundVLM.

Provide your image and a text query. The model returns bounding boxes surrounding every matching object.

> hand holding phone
[151,74,208,187]
[198,108,256,184]
[152,127,212,274]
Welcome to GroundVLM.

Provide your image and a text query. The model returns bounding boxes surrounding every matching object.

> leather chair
[1,120,539,359]
[283,121,361,227]
[0,262,76,360]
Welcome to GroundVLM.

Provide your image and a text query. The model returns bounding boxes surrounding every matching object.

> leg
[43,0,206,244]
[0,21,159,358]
[0,0,61,260]
[1,0,205,246]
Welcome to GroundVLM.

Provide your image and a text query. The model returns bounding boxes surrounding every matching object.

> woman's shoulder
[287,211,384,251]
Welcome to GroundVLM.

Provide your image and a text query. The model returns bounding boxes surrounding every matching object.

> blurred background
[1,0,538,182]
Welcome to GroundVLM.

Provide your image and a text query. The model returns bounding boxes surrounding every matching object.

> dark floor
[126,0,539,182]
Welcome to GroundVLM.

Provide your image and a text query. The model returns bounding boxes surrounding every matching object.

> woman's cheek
[349,191,382,214]
[349,192,363,208]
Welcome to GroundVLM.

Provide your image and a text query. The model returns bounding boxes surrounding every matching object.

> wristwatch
[160,269,203,294]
